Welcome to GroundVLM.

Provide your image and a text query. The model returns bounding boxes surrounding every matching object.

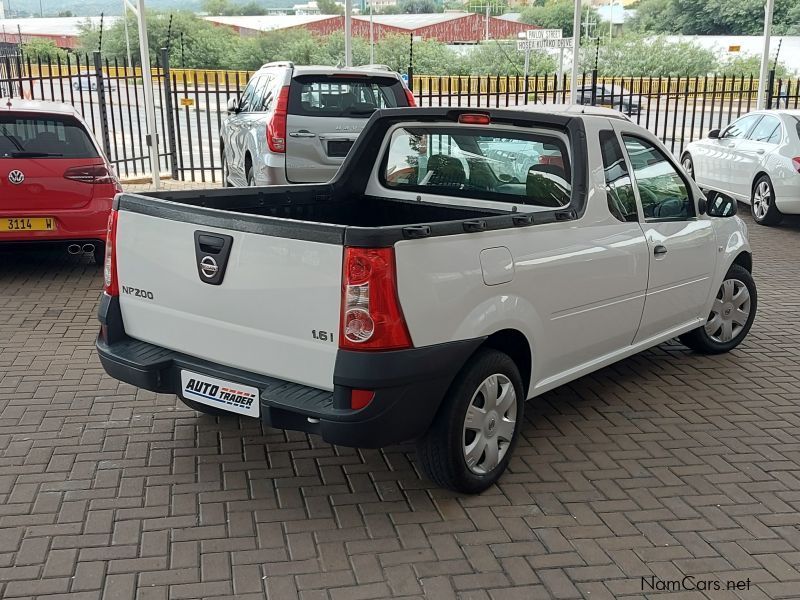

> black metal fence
[2,53,798,184]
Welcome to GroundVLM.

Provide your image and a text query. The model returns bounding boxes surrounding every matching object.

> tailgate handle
[197,234,225,254]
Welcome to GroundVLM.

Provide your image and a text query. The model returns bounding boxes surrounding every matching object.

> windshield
[382,126,571,207]
[0,114,98,159]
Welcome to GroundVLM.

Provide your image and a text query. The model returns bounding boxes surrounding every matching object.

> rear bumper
[97,294,482,448]
[0,203,110,243]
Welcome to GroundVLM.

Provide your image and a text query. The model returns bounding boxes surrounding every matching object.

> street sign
[527,29,562,40]
[517,38,574,51]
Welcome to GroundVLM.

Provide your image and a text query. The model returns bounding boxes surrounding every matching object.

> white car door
[713,113,763,197]
[614,126,717,343]
[732,114,783,198]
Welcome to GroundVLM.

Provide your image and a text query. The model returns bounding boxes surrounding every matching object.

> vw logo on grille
[7,170,24,185]
[199,256,219,279]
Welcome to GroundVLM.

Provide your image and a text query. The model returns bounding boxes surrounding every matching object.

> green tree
[371,33,458,75]
[203,0,267,16]
[79,11,243,69]
[719,53,791,78]
[462,42,555,76]
[586,34,718,76]
[21,39,69,61]
[521,0,599,38]
[317,0,344,15]
[398,0,440,13]
[466,0,508,17]
[629,0,800,35]
[234,29,320,69]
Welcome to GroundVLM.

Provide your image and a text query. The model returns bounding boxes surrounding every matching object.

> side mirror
[226,97,240,114]
[708,128,721,139]
[706,193,737,217]
[697,195,707,215]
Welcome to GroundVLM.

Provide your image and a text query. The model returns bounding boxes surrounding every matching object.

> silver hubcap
[682,157,693,179]
[705,278,751,343]
[753,181,771,220]
[462,374,517,475]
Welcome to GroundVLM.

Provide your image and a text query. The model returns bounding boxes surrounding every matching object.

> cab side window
[622,135,694,220]
[599,130,638,222]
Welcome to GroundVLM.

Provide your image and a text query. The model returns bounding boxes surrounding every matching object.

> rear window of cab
[381,126,572,208]
[0,114,99,159]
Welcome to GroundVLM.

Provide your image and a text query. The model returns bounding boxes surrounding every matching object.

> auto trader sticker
[180,370,260,418]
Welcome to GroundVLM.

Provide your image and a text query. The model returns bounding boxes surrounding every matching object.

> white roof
[354,12,472,29]
[0,17,118,37]
[0,98,80,116]
[203,15,335,31]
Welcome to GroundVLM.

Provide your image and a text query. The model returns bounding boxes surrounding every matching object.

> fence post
[766,69,776,109]
[93,51,112,159]
[591,69,598,105]
[161,48,179,181]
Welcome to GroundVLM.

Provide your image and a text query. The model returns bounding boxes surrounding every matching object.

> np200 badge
[121,285,154,300]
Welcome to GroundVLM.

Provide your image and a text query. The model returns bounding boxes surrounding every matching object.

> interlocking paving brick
[2,209,800,599]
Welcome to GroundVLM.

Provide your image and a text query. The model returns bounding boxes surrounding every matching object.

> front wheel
[681,153,694,180]
[416,349,524,494]
[751,175,783,226]
[679,264,757,354]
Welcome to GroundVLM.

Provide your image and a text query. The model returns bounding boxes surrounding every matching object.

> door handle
[756,149,765,155]
[289,131,316,138]
[653,245,668,256]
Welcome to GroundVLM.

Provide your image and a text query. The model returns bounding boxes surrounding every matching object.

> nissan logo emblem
[199,256,219,278]
[7,170,24,185]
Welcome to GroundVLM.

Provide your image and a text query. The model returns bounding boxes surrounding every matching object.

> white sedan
[681,110,800,225]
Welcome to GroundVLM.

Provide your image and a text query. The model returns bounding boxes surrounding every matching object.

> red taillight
[792,157,800,173]
[340,247,412,351]
[404,88,416,107]
[350,389,375,410]
[267,86,290,153]
[64,164,118,186]
[458,113,490,125]
[103,209,119,297]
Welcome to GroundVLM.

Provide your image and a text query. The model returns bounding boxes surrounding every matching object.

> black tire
[245,157,255,187]
[751,174,783,226]
[93,242,105,266]
[221,146,233,187]
[416,348,524,494]
[681,153,694,180]
[679,264,757,354]
[179,397,230,416]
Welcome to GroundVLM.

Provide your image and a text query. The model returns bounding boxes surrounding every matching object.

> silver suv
[220,62,415,186]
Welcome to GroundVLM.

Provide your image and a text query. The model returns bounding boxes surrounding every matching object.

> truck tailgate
[115,210,343,391]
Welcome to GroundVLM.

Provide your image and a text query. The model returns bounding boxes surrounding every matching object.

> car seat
[427,154,466,188]
[526,164,570,207]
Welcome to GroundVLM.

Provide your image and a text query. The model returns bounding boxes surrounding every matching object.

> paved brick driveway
[1,209,799,600]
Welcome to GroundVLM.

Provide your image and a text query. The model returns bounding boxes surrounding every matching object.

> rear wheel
[245,155,255,187]
[679,264,756,354]
[751,175,783,226]
[681,153,694,180]
[179,397,230,416]
[416,349,523,494]
[221,146,233,187]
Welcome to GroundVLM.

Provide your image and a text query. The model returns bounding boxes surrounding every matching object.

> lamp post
[570,0,581,104]
[757,0,775,110]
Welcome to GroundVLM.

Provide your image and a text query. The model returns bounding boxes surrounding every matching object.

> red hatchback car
[0,99,120,263]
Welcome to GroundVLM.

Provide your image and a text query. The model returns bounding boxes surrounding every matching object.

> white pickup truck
[97,106,756,493]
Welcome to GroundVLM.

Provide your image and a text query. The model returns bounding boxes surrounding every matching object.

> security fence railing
[2,52,797,184]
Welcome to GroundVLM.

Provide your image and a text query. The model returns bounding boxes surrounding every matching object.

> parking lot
[0,201,796,600]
